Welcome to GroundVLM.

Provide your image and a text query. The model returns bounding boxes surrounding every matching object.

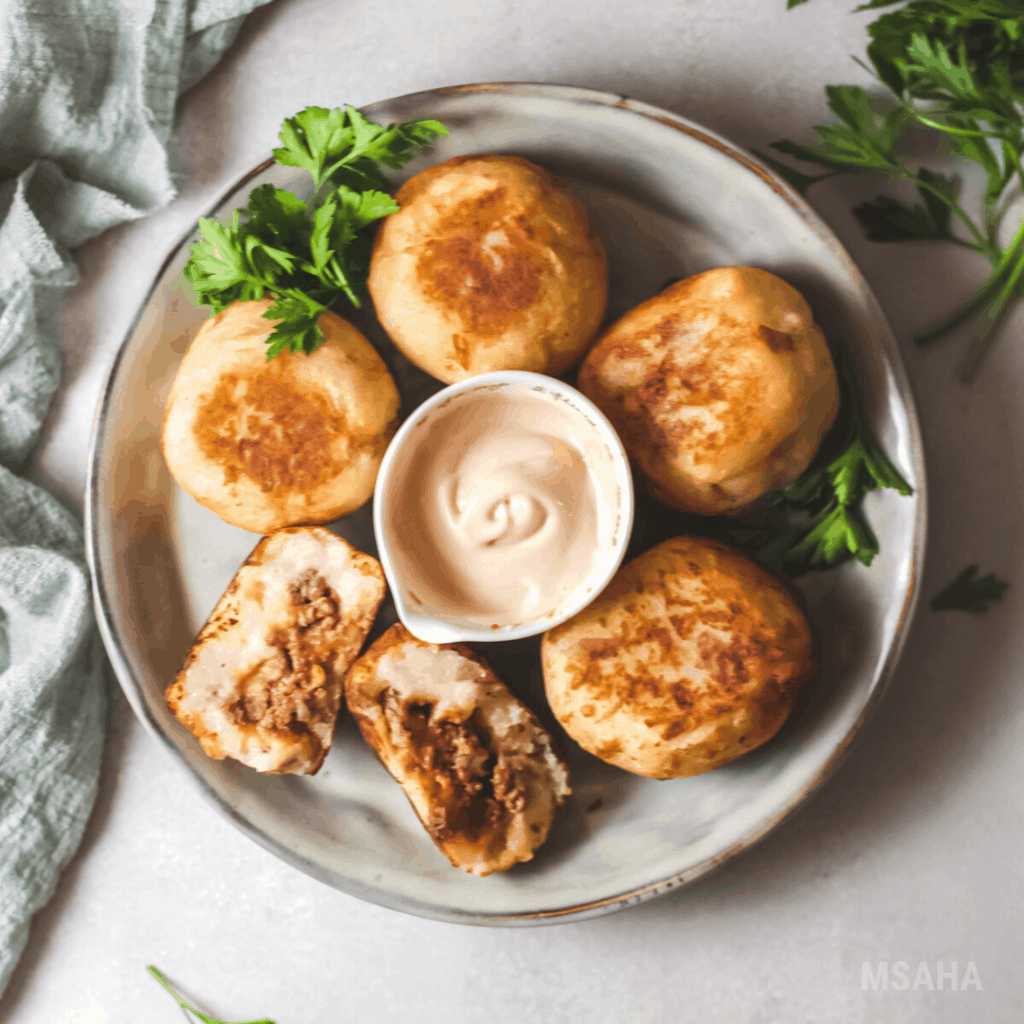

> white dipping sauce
[388,386,619,628]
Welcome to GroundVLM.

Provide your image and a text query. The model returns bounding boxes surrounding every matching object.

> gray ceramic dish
[85,82,926,925]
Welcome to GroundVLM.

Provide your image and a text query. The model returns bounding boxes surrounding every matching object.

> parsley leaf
[929,565,1009,612]
[737,351,913,576]
[852,167,961,243]
[916,167,958,232]
[769,86,911,173]
[273,106,345,186]
[147,965,275,1024]
[262,292,329,358]
[772,0,1024,379]
[184,105,448,358]
[244,185,310,249]
[183,214,269,313]
[853,195,942,241]
[752,149,841,195]
[273,104,448,191]
[305,186,398,305]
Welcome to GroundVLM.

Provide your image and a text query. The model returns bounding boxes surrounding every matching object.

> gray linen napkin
[0,0,271,995]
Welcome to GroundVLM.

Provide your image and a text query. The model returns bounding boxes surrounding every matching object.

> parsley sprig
[148,965,275,1024]
[763,1,1024,380]
[184,105,447,358]
[929,564,1009,612]
[734,353,913,576]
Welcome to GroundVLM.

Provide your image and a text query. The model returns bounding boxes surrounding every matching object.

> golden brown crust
[195,374,338,494]
[161,300,400,533]
[542,536,814,779]
[345,623,571,876]
[577,266,839,515]
[368,154,607,383]
[166,527,386,775]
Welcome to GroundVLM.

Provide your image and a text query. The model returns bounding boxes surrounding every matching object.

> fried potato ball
[542,536,814,780]
[162,299,400,534]
[166,527,386,775]
[367,154,607,383]
[345,623,570,876]
[577,266,839,515]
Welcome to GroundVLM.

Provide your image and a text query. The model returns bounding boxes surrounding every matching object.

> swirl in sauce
[391,388,614,627]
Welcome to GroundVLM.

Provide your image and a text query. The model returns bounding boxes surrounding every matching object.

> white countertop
[3,0,1022,1020]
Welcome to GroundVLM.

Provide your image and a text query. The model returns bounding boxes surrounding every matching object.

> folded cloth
[0,0,272,997]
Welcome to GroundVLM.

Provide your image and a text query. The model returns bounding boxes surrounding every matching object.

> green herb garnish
[183,105,447,358]
[764,0,1024,380]
[148,965,275,1024]
[735,354,913,576]
[929,565,1009,612]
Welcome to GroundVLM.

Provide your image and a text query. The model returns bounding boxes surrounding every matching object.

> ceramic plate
[86,83,926,925]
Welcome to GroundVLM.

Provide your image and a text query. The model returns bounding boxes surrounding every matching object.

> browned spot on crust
[759,325,794,352]
[661,720,687,741]
[653,317,677,346]
[671,683,693,709]
[625,675,662,702]
[415,186,543,336]
[355,558,382,578]
[197,373,340,492]
[423,233,542,335]
[646,626,673,653]
[578,639,621,660]
[515,213,536,240]
[637,374,667,406]
[677,359,726,400]
[697,632,758,691]
[451,334,471,370]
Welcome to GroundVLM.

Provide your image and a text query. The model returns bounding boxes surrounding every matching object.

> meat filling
[382,689,530,843]
[229,570,343,732]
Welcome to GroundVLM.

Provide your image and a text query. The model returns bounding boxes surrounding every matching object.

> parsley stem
[916,213,1024,347]
[994,187,1023,228]
[959,299,1016,382]
[960,243,1024,381]
[148,965,188,1008]
[327,256,360,307]
[913,270,1006,345]
[147,965,276,1024]
[913,115,1001,141]
[911,173,992,254]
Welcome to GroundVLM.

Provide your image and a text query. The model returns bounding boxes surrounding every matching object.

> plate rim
[85,80,928,926]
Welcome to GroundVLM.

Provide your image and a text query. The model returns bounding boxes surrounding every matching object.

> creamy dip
[386,386,620,628]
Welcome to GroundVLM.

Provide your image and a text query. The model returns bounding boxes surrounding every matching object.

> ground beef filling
[230,569,343,732]
[385,692,528,844]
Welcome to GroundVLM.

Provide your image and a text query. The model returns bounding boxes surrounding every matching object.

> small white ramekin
[373,370,634,644]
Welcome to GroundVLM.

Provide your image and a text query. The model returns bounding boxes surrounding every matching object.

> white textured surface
[4,0,1022,1020]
